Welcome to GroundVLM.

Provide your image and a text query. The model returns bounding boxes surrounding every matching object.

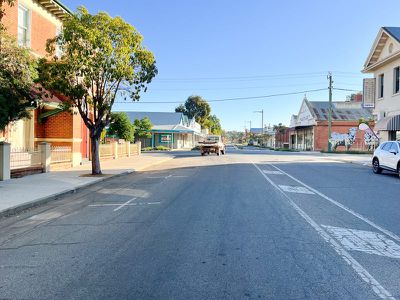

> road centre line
[269,164,400,244]
[252,162,395,299]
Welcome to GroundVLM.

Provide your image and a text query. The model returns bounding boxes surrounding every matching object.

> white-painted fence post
[39,142,51,173]
[0,142,11,181]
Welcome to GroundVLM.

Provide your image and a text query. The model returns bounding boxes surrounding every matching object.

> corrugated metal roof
[383,27,400,43]
[124,111,183,126]
[307,101,373,121]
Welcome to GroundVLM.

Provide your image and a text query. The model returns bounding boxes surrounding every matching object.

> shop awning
[375,115,400,131]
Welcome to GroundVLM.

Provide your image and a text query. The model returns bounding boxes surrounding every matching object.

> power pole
[327,72,333,152]
[261,109,264,134]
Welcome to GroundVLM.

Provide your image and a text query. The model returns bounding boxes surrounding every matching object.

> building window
[55,26,63,58]
[378,74,384,98]
[18,5,30,47]
[394,67,400,94]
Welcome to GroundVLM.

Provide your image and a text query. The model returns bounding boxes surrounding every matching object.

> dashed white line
[262,170,283,175]
[322,225,400,259]
[88,201,161,208]
[278,185,315,194]
[252,162,395,299]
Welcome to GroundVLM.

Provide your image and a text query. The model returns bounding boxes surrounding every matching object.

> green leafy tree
[204,114,222,135]
[108,112,134,141]
[174,104,186,114]
[273,123,287,134]
[37,7,157,174]
[0,30,38,131]
[133,117,152,142]
[100,128,107,144]
[175,95,211,127]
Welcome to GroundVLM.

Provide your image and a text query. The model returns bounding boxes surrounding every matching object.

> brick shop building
[289,98,374,151]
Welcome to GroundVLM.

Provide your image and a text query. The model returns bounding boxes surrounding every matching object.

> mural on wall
[329,127,358,151]
[329,124,380,151]
[359,123,379,151]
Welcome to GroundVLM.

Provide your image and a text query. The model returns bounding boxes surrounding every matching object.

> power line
[115,88,328,104]
[148,82,329,91]
[155,72,326,81]
[333,87,361,92]
[154,71,365,82]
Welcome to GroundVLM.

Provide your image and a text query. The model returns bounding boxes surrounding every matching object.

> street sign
[363,78,376,108]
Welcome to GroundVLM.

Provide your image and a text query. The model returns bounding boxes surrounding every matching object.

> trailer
[198,135,225,156]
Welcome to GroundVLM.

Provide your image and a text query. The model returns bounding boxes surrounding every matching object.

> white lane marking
[113,197,136,211]
[88,201,160,208]
[270,164,400,244]
[262,170,283,175]
[252,162,395,299]
[278,185,315,194]
[147,175,187,179]
[322,225,400,259]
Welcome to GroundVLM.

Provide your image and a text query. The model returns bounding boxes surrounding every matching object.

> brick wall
[35,111,73,139]
[314,121,364,151]
[31,10,57,57]
[2,3,17,36]
[2,1,57,57]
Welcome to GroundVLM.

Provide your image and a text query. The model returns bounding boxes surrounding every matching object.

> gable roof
[124,111,184,126]
[307,101,373,121]
[363,27,400,72]
[384,27,400,43]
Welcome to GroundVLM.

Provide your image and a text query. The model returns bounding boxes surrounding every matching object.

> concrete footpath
[0,152,174,217]
[319,153,372,166]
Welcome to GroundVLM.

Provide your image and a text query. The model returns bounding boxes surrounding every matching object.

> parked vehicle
[372,141,400,176]
[198,135,225,156]
[248,139,258,146]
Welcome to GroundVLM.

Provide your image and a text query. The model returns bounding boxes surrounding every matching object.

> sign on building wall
[160,134,172,143]
[296,101,315,127]
[363,78,376,108]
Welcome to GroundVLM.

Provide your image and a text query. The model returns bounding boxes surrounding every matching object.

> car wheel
[372,158,382,174]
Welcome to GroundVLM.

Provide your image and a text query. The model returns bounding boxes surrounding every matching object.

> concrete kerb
[0,170,134,219]
[0,156,174,219]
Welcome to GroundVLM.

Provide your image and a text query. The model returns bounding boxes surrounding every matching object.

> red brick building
[1,0,89,165]
[289,98,375,151]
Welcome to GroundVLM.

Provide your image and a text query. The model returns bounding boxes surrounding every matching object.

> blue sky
[62,0,400,131]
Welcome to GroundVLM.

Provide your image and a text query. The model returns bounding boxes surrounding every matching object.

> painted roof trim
[363,27,400,71]
[36,0,73,20]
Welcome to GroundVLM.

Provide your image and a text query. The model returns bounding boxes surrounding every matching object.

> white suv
[372,141,400,176]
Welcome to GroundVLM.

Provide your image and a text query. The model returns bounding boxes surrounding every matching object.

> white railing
[118,144,127,156]
[10,147,41,170]
[99,143,114,158]
[51,146,72,164]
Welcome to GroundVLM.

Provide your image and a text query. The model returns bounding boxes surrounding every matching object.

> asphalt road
[1,147,400,299]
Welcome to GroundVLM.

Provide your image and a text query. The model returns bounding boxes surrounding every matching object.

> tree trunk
[90,133,102,175]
